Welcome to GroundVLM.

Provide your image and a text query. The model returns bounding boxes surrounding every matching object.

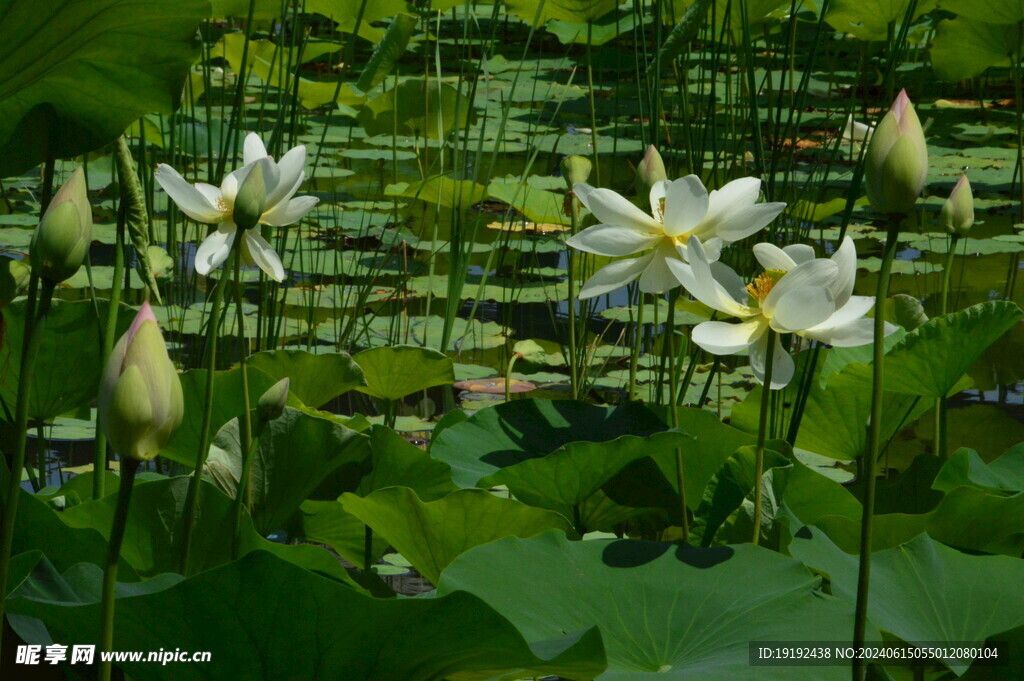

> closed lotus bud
[941,174,974,236]
[98,302,184,461]
[257,377,289,423]
[232,159,269,229]
[560,155,592,189]
[30,167,93,283]
[864,90,928,215]
[636,145,668,197]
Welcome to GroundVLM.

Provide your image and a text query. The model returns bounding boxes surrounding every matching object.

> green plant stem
[852,216,901,681]
[232,420,263,559]
[751,328,776,546]
[628,293,644,401]
[566,193,580,400]
[94,207,127,499]
[229,244,254,560]
[1015,21,1024,222]
[97,457,140,681]
[934,234,960,460]
[178,276,225,575]
[585,22,600,186]
[0,275,55,652]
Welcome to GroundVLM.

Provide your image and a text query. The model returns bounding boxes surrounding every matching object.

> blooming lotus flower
[941,174,974,236]
[842,114,874,145]
[30,166,93,283]
[98,302,184,461]
[154,133,318,282]
[864,90,928,215]
[669,237,896,388]
[566,175,786,298]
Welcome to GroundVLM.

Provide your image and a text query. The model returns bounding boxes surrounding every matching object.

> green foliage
[0,0,206,176]
[7,550,607,681]
[440,532,867,680]
[353,345,455,400]
[340,487,574,584]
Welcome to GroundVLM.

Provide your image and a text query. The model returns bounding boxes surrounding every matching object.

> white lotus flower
[154,133,318,282]
[669,236,896,388]
[565,176,786,299]
[843,114,874,145]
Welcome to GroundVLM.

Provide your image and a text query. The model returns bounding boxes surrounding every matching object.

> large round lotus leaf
[340,487,574,584]
[5,489,138,584]
[161,365,287,468]
[300,424,457,566]
[881,301,1022,399]
[359,79,474,140]
[0,300,136,421]
[939,0,1024,23]
[931,17,1017,81]
[353,344,455,401]
[505,0,625,25]
[932,444,1024,495]
[480,431,692,522]
[247,349,366,408]
[6,550,607,681]
[0,0,206,176]
[60,476,352,583]
[439,531,864,680]
[790,529,1024,674]
[824,0,936,40]
[429,398,667,488]
[204,407,371,535]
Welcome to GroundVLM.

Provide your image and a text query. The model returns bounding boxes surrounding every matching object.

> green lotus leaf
[353,345,455,401]
[6,550,607,681]
[932,443,1024,495]
[932,17,1017,81]
[439,531,867,680]
[0,300,136,421]
[204,407,371,535]
[939,0,1024,23]
[301,425,457,566]
[161,365,289,468]
[825,0,936,41]
[790,530,1024,674]
[429,398,668,488]
[60,476,353,583]
[247,349,366,408]
[505,0,626,25]
[340,487,574,584]
[0,0,206,176]
[359,78,475,139]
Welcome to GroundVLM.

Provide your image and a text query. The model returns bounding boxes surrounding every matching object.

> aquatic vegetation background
[0,0,1023,679]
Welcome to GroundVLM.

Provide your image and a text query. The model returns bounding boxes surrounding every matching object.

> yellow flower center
[214,196,233,215]
[746,269,786,303]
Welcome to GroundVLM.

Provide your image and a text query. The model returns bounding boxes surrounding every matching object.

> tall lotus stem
[97,458,140,681]
[178,278,225,574]
[0,162,90,652]
[752,329,776,546]
[228,242,254,559]
[852,217,900,680]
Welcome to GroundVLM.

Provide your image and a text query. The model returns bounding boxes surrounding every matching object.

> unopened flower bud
[560,155,592,189]
[257,377,289,423]
[864,90,928,215]
[636,145,668,197]
[941,174,974,236]
[98,302,183,461]
[30,167,93,283]
[232,159,269,229]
